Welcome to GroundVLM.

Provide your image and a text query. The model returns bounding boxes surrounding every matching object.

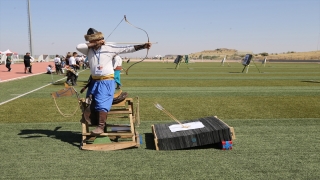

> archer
[76,27,151,134]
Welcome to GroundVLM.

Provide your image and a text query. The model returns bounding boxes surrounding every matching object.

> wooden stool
[80,98,141,151]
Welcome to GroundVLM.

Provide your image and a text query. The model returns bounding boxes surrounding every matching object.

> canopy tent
[153,55,162,59]
[2,49,13,54]
[0,49,19,64]
[1,54,7,64]
[37,54,49,62]
[2,49,18,55]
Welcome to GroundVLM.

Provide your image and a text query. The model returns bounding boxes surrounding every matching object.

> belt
[92,75,114,80]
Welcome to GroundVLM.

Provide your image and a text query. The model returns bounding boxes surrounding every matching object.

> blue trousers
[86,79,115,112]
[114,70,122,86]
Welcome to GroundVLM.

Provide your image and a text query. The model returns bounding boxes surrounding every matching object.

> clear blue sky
[0,0,319,57]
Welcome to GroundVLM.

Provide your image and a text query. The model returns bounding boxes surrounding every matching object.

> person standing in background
[54,55,62,74]
[6,54,12,72]
[28,54,34,73]
[23,52,31,73]
[69,52,78,70]
[60,56,66,68]
[112,55,123,89]
[75,55,81,71]
[65,52,71,66]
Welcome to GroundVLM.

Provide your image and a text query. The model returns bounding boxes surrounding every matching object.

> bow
[106,15,150,75]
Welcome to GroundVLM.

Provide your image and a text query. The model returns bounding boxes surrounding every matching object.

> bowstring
[106,17,124,40]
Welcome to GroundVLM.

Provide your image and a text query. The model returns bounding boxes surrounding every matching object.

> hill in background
[189,48,320,60]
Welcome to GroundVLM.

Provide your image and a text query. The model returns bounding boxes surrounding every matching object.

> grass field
[0,62,319,179]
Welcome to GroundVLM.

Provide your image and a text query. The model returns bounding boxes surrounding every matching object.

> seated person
[46,65,53,74]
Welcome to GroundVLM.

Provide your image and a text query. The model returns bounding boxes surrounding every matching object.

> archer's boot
[82,104,99,125]
[82,111,99,125]
[91,111,107,134]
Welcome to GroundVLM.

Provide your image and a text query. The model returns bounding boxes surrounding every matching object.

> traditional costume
[76,28,149,134]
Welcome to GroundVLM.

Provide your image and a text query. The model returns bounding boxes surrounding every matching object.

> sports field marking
[0,70,85,106]
[0,77,66,106]
[0,72,44,83]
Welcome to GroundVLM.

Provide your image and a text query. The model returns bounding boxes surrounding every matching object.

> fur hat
[84,28,104,41]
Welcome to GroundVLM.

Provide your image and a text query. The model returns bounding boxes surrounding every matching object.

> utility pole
[27,0,33,55]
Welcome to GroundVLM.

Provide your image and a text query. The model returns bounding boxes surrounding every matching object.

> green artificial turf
[0,119,319,179]
[0,62,319,179]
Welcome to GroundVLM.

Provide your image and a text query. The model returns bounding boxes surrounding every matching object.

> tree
[260,52,269,56]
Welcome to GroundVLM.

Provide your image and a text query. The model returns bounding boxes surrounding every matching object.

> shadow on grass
[144,133,156,150]
[52,81,65,86]
[144,133,223,151]
[18,126,81,148]
[182,143,222,150]
[301,80,320,83]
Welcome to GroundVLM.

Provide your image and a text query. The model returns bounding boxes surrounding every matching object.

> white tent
[11,54,19,64]
[2,49,13,54]
[1,50,12,64]
[37,54,50,62]
[0,54,5,64]
[153,55,162,59]
[1,49,19,64]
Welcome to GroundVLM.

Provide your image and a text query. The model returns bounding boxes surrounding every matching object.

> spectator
[65,52,71,66]
[46,65,53,74]
[69,52,78,70]
[29,55,34,73]
[23,52,31,74]
[75,55,81,71]
[60,56,66,68]
[112,55,123,89]
[54,54,62,74]
[6,53,12,72]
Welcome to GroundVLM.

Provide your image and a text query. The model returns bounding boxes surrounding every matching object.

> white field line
[0,70,85,106]
[0,72,44,83]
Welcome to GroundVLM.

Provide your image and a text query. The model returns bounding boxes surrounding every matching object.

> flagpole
[27,0,33,55]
